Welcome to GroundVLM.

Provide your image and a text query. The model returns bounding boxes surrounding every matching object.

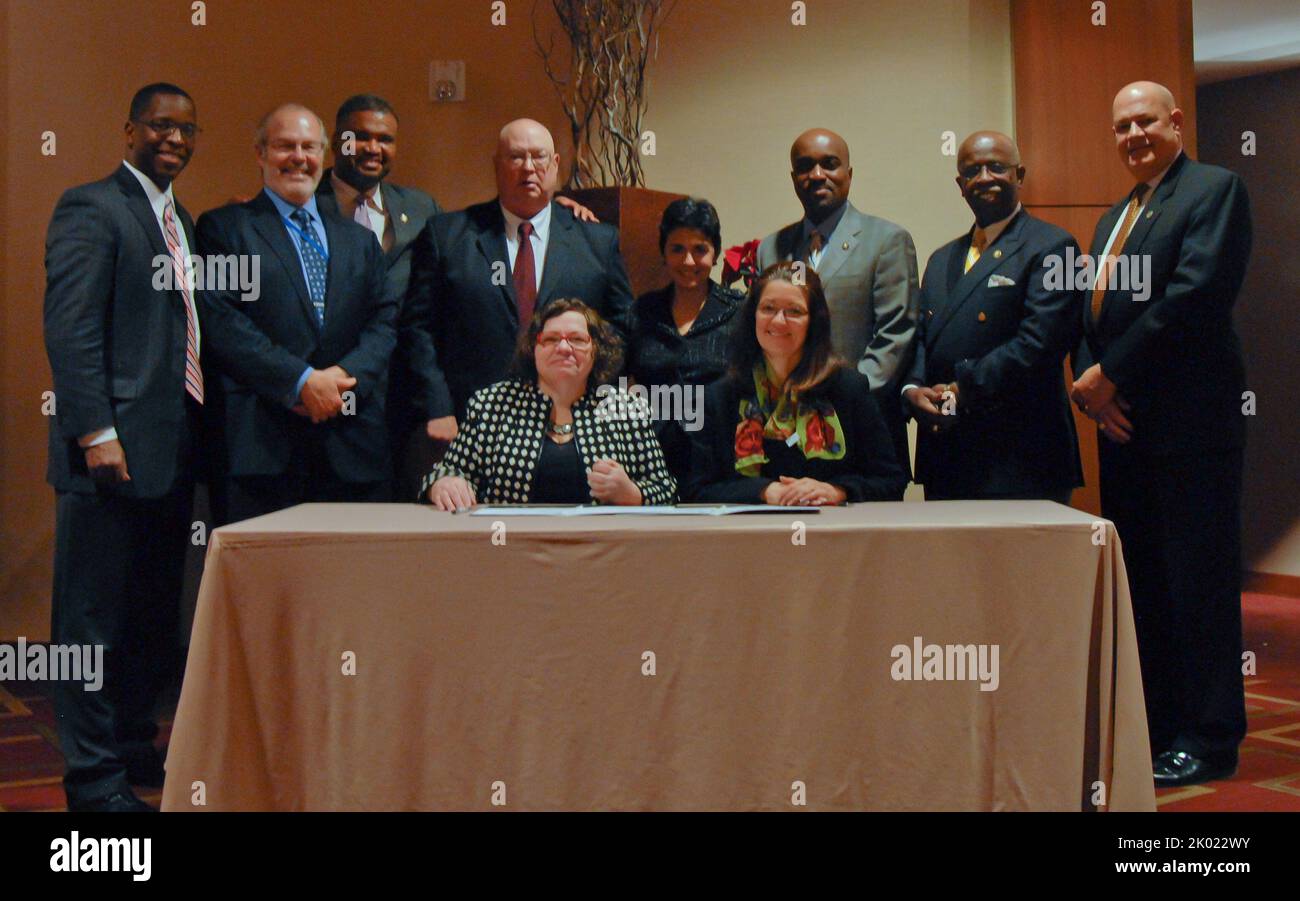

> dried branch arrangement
[533,0,676,188]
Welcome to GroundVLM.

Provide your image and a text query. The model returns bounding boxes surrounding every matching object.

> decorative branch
[533,0,676,188]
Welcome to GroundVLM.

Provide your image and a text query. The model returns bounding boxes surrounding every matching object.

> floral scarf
[734,362,846,476]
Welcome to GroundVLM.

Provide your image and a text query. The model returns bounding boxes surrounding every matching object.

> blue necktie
[291,208,327,325]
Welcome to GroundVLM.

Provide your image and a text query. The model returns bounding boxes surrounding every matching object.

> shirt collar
[801,202,848,244]
[974,202,1022,247]
[121,159,175,216]
[1140,150,1181,197]
[501,200,551,241]
[331,170,385,212]
[264,186,322,223]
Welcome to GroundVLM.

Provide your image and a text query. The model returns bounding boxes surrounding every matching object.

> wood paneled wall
[1011,0,1196,514]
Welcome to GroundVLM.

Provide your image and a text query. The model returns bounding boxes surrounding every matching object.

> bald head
[955,130,1025,226]
[494,118,559,217]
[254,103,327,205]
[790,128,852,222]
[1111,81,1183,183]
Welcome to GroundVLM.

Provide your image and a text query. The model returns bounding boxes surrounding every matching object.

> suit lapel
[472,202,519,326]
[114,166,170,260]
[1096,154,1184,326]
[814,205,860,283]
[250,194,318,331]
[382,182,416,262]
[320,212,349,333]
[537,202,574,306]
[928,214,1026,345]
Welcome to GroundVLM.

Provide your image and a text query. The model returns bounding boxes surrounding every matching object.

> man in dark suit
[757,129,919,477]
[1072,81,1252,786]
[314,94,441,499]
[903,131,1083,502]
[404,118,634,446]
[196,103,397,522]
[43,83,205,811]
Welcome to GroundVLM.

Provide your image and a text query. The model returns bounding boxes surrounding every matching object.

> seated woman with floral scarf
[683,262,906,505]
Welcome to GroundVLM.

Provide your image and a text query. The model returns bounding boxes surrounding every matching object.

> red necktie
[513,221,537,332]
[163,200,203,404]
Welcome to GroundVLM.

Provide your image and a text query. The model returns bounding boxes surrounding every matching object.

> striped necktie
[162,200,203,404]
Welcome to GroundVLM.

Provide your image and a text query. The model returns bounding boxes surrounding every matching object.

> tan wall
[1198,68,1300,578]
[1,0,1012,639]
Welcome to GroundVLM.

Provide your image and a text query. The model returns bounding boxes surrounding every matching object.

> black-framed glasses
[135,118,201,140]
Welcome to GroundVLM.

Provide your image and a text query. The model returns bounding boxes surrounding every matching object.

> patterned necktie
[964,227,987,274]
[291,207,327,325]
[805,229,824,269]
[514,221,537,332]
[1092,183,1149,322]
[162,200,203,404]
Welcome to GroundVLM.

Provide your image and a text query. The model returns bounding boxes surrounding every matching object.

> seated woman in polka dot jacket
[422,299,677,510]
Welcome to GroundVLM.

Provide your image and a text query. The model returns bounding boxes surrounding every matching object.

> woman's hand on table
[588,459,643,506]
[775,476,847,506]
[429,476,477,512]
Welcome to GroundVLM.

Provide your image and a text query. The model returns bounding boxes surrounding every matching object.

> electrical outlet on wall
[429,61,465,102]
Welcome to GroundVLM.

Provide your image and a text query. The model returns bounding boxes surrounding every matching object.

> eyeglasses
[505,151,553,170]
[757,304,808,322]
[958,161,1013,180]
[537,333,592,350]
[266,140,326,156]
[135,119,201,140]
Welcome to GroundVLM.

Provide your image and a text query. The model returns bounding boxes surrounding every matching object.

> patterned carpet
[2,592,1297,812]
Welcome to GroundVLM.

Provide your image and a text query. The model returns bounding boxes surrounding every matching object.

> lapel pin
[978,311,987,322]
[841,241,849,251]
[927,310,934,318]
[1145,210,1153,219]
[993,249,1002,259]
[401,212,409,223]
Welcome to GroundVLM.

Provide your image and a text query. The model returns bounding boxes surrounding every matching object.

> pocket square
[987,274,1016,287]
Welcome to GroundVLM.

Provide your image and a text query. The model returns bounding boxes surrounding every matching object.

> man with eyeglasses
[757,128,919,481]
[195,103,397,522]
[901,131,1083,502]
[1071,81,1252,787]
[404,118,634,457]
[43,82,208,811]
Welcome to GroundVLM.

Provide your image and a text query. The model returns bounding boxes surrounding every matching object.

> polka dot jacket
[420,378,678,505]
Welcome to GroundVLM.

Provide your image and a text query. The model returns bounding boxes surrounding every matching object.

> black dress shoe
[68,790,157,812]
[1153,750,1237,787]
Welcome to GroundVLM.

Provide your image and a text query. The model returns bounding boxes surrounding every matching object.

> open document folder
[468,505,823,516]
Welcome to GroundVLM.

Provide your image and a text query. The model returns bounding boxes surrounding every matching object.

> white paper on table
[469,505,821,516]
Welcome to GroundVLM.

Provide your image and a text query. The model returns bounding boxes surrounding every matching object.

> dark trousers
[50,407,198,805]
[224,434,390,523]
[1099,440,1246,759]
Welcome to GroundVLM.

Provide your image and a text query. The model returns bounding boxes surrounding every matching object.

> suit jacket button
[993,249,1002,258]
[978,311,987,322]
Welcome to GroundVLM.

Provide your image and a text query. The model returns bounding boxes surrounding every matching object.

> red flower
[805,413,831,454]
[722,238,761,288]
[734,417,765,459]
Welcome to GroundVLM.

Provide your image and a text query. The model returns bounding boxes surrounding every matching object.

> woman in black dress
[627,197,744,482]
[684,262,907,505]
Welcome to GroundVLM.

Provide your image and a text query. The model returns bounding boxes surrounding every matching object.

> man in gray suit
[757,128,919,475]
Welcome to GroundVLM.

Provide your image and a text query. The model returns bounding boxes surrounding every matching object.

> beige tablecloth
[161,501,1155,811]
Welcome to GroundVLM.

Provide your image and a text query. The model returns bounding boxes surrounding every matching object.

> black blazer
[195,191,397,482]
[627,280,744,482]
[44,164,199,498]
[906,209,1084,497]
[684,367,907,503]
[317,171,442,431]
[1074,153,1252,454]
[404,199,635,420]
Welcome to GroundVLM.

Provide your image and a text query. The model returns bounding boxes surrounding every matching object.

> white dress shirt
[501,201,551,292]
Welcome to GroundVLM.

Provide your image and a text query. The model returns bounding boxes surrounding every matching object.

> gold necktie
[1091,183,1149,321]
[964,228,987,274]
